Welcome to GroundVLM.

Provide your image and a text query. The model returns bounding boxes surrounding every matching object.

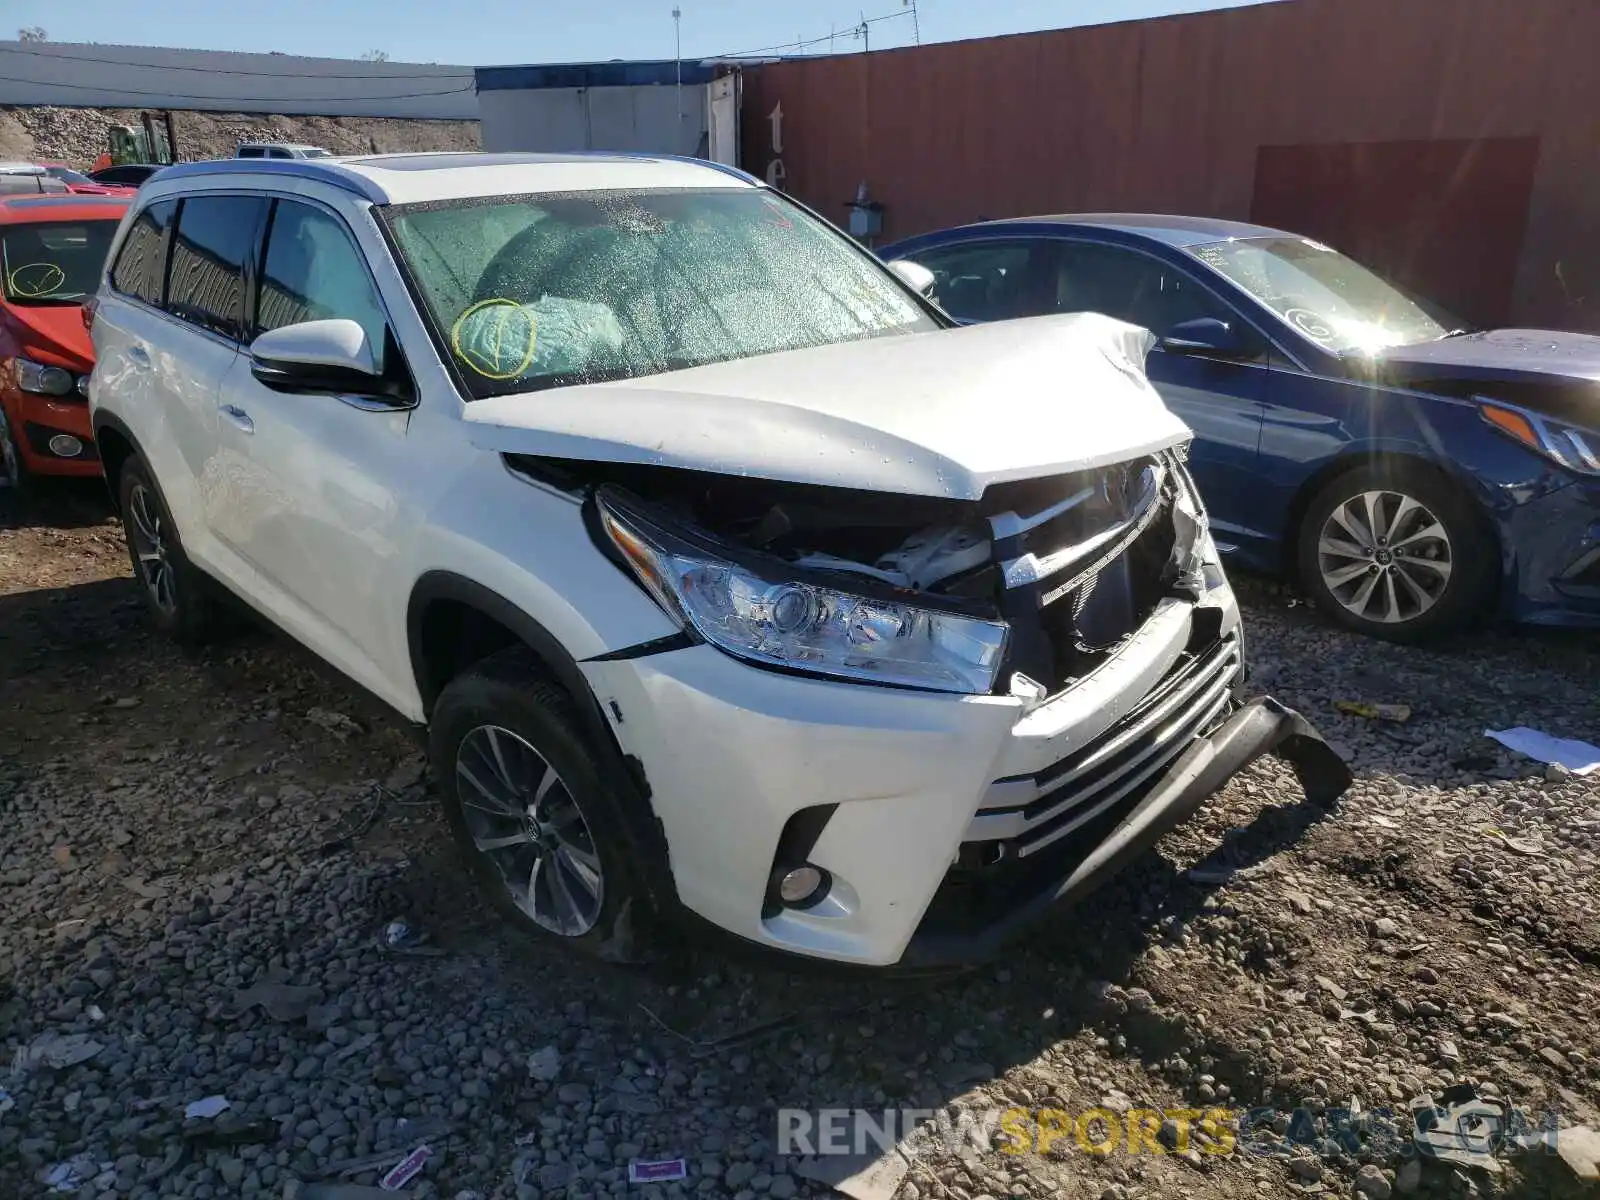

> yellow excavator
[89,112,178,182]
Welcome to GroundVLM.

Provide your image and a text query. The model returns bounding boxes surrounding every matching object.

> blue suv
[882,215,1600,642]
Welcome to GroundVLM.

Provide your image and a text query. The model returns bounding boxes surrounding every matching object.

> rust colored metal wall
[741,0,1600,330]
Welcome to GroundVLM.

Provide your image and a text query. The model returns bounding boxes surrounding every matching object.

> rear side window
[165,195,267,340]
[109,199,176,306]
[237,147,265,158]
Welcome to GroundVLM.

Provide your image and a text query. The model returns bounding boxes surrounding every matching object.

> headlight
[597,491,1009,695]
[1480,400,1600,475]
[15,357,75,397]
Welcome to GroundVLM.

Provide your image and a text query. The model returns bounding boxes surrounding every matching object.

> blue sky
[9,0,1263,65]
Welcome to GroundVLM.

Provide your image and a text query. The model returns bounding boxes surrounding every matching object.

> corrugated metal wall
[0,41,478,119]
[741,0,1600,330]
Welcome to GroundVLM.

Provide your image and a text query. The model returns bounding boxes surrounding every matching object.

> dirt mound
[0,104,479,168]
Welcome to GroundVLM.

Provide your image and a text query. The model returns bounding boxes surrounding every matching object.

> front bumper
[900,694,1349,967]
[583,587,1350,968]
[1501,476,1600,629]
[2,387,99,477]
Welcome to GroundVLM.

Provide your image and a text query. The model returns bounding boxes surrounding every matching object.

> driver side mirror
[250,318,410,405]
[1160,316,1256,359]
[887,258,937,300]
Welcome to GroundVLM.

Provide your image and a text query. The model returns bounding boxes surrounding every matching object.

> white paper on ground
[1484,727,1600,775]
[184,1095,231,1120]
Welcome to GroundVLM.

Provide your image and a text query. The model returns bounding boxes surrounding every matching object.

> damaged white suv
[88,152,1349,968]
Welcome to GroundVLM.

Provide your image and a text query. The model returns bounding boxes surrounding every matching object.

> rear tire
[116,455,223,648]
[1296,461,1496,643]
[429,648,654,962]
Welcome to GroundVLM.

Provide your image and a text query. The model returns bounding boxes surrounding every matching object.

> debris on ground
[317,786,387,856]
[795,1146,910,1200]
[39,1155,106,1192]
[525,1044,562,1082]
[379,1144,432,1190]
[305,707,365,739]
[1483,725,1600,774]
[627,1157,687,1183]
[11,1030,103,1074]
[379,917,443,955]
[316,1121,450,1179]
[183,1093,230,1120]
[1411,1085,1504,1173]
[1336,700,1413,723]
[1556,1125,1600,1181]
[228,980,323,1022]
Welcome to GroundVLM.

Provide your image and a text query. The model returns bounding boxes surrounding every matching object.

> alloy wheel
[455,724,604,936]
[1316,489,1453,625]
[127,484,177,616]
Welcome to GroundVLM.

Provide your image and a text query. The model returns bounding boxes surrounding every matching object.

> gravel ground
[2,479,1598,1200]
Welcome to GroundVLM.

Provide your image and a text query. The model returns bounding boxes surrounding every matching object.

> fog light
[777,865,827,906]
[48,434,83,458]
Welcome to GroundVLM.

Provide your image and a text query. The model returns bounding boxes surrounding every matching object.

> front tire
[116,455,223,647]
[429,648,652,961]
[1296,461,1496,643]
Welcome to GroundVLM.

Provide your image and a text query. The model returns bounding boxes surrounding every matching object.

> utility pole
[858,12,869,53]
[672,6,682,138]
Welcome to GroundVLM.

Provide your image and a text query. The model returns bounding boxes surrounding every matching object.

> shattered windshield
[384,187,937,398]
[1189,235,1450,354]
[0,220,120,306]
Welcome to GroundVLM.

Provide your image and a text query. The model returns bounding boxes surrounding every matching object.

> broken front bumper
[898,694,1352,967]
[582,587,1351,968]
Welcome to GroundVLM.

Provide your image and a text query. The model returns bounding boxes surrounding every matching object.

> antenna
[905,0,921,45]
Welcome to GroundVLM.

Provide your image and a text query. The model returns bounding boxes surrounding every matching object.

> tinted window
[1,220,121,306]
[236,147,265,158]
[902,241,1044,322]
[255,200,388,372]
[1053,242,1232,335]
[166,195,266,339]
[109,198,176,305]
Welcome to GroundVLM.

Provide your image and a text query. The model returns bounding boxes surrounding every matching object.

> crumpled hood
[2,303,93,369]
[1377,328,1600,386]
[464,312,1191,500]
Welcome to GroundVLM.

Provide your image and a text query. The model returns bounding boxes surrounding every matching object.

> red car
[0,194,130,485]
[39,163,136,197]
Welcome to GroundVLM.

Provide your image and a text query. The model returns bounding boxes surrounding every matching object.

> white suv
[87,152,1349,968]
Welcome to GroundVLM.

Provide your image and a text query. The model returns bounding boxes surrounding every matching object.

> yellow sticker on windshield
[7,263,66,298]
[450,298,538,380]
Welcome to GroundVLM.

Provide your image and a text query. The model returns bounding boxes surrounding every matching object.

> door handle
[220,404,254,434]
[126,344,150,364]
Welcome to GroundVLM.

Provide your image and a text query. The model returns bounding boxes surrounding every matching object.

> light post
[672,6,683,143]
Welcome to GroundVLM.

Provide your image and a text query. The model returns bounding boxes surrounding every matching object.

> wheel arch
[91,410,142,514]
[406,570,679,910]
[1280,447,1502,583]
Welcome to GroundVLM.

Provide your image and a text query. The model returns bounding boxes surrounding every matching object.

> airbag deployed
[453,296,627,381]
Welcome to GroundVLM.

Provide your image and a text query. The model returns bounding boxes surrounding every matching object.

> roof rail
[144,158,389,204]
[650,154,763,187]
